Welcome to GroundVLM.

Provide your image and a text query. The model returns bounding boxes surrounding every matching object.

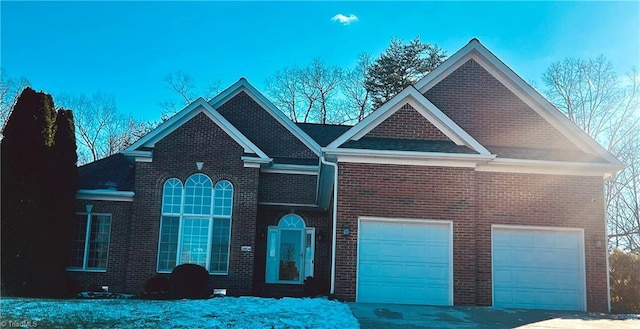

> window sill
[66,268,107,273]
[157,270,228,276]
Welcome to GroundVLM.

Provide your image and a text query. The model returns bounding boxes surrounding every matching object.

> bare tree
[265,60,343,124]
[543,57,640,252]
[160,71,221,121]
[342,53,373,122]
[57,93,150,164]
[306,59,343,124]
[266,66,301,122]
[0,69,30,130]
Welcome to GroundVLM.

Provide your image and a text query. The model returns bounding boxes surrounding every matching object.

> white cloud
[331,13,358,25]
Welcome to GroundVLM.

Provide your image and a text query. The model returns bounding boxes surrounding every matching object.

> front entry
[265,214,315,284]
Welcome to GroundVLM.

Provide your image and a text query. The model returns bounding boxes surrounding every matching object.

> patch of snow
[0,296,360,328]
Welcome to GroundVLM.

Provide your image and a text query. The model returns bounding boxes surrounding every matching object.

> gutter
[320,156,338,295]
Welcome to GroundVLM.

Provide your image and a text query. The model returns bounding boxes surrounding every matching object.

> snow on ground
[0,296,360,328]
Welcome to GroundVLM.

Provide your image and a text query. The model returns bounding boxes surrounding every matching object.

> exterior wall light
[343,225,350,236]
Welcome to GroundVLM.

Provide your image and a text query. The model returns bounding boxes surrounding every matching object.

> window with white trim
[69,213,112,271]
[157,174,233,274]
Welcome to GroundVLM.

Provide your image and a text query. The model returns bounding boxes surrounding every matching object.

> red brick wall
[366,103,450,141]
[476,172,607,312]
[334,163,477,305]
[125,112,260,295]
[68,199,133,293]
[217,91,318,159]
[258,173,317,205]
[424,59,580,151]
[334,163,608,312]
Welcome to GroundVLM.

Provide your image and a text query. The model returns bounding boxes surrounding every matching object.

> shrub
[610,249,640,313]
[170,264,210,299]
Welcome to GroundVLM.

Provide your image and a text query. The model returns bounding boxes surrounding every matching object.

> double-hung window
[69,213,112,271]
[157,174,233,274]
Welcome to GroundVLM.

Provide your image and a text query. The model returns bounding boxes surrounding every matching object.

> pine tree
[364,36,447,109]
[1,88,77,297]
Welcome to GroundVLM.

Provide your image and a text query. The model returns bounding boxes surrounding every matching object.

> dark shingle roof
[297,123,352,147]
[342,137,478,154]
[78,153,135,191]
[486,146,608,163]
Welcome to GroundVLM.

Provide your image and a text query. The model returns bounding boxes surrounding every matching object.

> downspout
[320,156,338,295]
[603,175,612,313]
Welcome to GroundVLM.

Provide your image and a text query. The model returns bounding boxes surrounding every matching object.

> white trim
[261,164,319,175]
[124,150,152,162]
[324,147,495,168]
[208,79,322,156]
[476,158,621,178]
[326,87,490,156]
[122,98,270,161]
[491,224,587,311]
[241,156,273,168]
[415,39,623,169]
[76,190,134,202]
[356,217,454,306]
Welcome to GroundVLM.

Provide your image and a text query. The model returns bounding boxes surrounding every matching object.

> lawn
[0,296,360,328]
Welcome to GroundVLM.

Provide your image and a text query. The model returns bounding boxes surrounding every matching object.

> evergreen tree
[364,36,447,109]
[1,88,77,297]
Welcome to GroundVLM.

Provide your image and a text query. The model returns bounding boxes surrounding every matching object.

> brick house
[70,39,623,312]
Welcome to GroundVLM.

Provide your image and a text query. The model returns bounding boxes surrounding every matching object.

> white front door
[357,217,453,305]
[492,226,586,311]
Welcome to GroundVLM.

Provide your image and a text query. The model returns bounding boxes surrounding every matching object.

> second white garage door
[357,218,452,305]
[492,226,586,311]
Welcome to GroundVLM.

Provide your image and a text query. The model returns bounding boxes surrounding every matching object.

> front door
[266,214,315,284]
[278,228,304,282]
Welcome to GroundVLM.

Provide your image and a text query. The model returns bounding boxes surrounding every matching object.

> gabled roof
[78,153,135,191]
[122,97,269,160]
[297,123,352,147]
[414,38,624,170]
[208,78,323,156]
[326,86,491,156]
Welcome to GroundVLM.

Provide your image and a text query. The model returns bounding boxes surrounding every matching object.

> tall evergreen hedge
[1,87,78,297]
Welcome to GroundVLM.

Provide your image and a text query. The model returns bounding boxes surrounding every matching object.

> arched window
[162,178,183,214]
[211,180,233,273]
[157,175,233,274]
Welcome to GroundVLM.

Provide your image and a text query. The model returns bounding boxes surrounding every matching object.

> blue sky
[2,1,639,122]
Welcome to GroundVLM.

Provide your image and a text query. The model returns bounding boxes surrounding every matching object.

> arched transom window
[157,174,233,274]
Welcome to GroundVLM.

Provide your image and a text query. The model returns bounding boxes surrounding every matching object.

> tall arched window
[157,174,233,274]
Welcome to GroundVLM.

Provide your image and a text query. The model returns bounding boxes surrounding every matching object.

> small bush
[170,264,210,299]
[144,276,170,294]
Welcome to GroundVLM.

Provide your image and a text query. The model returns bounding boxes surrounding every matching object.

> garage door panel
[358,219,452,305]
[492,227,585,311]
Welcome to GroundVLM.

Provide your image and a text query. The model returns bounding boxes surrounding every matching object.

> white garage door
[357,218,452,305]
[492,226,586,311]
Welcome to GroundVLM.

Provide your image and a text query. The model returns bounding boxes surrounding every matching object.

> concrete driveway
[349,303,640,329]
